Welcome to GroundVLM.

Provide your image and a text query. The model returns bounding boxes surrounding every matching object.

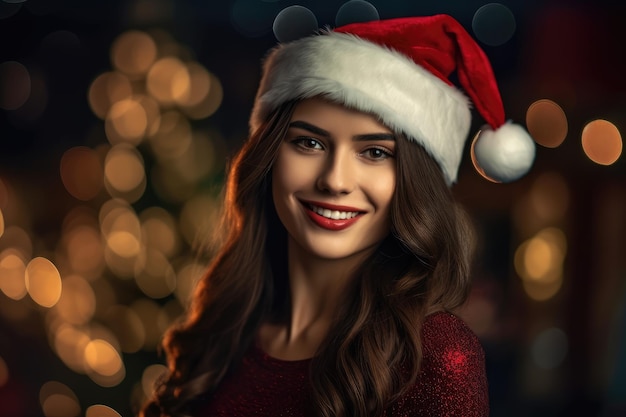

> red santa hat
[249,14,535,184]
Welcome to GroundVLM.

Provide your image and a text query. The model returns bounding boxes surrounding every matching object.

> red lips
[301,200,363,231]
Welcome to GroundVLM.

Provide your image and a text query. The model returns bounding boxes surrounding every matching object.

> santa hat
[250,14,535,184]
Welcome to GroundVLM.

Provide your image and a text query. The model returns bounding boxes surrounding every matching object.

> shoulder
[420,311,486,382]
[388,311,489,416]
[421,311,485,363]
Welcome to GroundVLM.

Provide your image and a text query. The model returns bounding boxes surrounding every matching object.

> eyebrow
[288,120,396,142]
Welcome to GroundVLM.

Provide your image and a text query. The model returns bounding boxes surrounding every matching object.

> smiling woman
[272,98,395,265]
[140,13,534,417]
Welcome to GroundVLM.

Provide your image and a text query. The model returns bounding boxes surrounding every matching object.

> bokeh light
[179,72,223,120]
[526,99,568,148]
[103,144,147,202]
[272,5,318,43]
[53,324,91,373]
[0,249,26,300]
[39,381,81,417]
[105,98,149,145]
[25,257,63,308]
[111,30,157,78]
[88,71,133,120]
[514,228,567,301]
[84,339,124,378]
[472,3,516,46]
[0,61,31,110]
[581,119,622,165]
[146,57,190,105]
[335,0,379,27]
[85,404,123,417]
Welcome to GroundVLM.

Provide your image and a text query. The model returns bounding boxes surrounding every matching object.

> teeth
[311,205,359,220]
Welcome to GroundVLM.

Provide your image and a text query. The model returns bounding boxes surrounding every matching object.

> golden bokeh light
[514,227,567,301]
[522,276,563,302]
[85,404,123,417]
[54,275,96,326]
[581,119,622,165]
[88,71,133,120]
[141,364,168,398]
[140,207,180,258]
[134,248,177,299]
[180,71,223,120]
[101,204,142,260]
[111,30,157,78]
[104,144,146,193]
[105,98,148,145]
[25,257,63,308]
[39,381,80,417]
[53,324,90,373]
[84,339,124,377]
[60,147,104,201]
[146,57,190,105]
[0,60,31,110]
[176,61,211,108]
[0,208,4,238]
[103,305,146,353]
[42,393,81,417]
[526,99,568,148]
[0,355,8,387]
[0,249,27,300]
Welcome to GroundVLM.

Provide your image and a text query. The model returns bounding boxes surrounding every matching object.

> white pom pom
[471,122,536,183]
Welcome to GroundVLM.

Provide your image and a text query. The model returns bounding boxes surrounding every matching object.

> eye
[293,137,324,151]
[362,146,394,160]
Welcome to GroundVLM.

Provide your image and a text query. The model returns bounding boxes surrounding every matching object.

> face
[271,97,396,263]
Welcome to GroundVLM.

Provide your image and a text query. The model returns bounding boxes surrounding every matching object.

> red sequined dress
[198,311,489,416]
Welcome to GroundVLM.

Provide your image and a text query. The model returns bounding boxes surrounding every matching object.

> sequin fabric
[198,311,488,416]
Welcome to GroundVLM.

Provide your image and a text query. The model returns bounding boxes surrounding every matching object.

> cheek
[369,169,396,209]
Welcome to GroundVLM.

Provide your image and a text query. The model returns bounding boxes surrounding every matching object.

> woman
[142,14,534,417]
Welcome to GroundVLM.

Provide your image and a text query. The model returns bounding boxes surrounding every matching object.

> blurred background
[0,0,624,416]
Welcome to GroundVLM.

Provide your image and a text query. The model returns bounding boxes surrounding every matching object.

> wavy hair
[140,99,475,417]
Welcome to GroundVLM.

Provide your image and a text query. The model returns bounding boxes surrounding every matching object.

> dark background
[1,0,625,416]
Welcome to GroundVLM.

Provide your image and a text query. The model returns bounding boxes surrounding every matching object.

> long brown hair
[140,99,475,417]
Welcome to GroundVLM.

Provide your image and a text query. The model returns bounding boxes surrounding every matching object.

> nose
[316,149,356,195]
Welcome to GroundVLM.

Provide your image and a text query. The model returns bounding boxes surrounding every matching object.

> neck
[257,236,374,360]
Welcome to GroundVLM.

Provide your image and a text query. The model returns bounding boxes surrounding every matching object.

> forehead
[290,98,392,135]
